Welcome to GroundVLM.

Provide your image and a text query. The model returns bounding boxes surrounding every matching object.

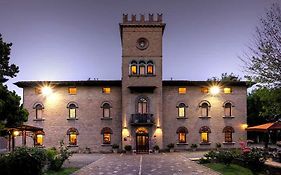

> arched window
[176,127,188,143]
[177,103,188,118]
[67,102,78,119]
[223,126,235,143]
[101,127,113,144]
[35,130,45,146]
[130,60,138,75]
[223,102,234,117]
[137,97,148,114]
[147,61,154,75]
[199,101,211,117]
[101,102,111,118]
[33,102,44,119]
[199,126,211,143]
[67,128,79,145]
[139,61,146,75]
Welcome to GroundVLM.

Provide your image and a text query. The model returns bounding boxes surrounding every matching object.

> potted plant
[167,143,175,152]
[112,144,119,153]
[216,143,221,150]
[191,144,198,151]
[153,145,160,153]
[124,145,132,154]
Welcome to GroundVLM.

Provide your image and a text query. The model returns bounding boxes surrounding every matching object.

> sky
[0,0,277,97]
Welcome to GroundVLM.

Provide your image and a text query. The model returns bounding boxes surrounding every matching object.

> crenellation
[122,13,163,23]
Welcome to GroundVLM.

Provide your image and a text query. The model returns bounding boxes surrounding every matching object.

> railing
[131,113,154,125]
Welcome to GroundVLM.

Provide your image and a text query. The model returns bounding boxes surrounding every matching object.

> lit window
[68,103,78,119]
[178,88,186,94]
[147,65,153,74]
[200,102,210,117]
[102,103,111,118]
[68,87,77,95]
[201,87,209,93]
[224,87,232,94]
[224,102,232,117]
[223,126,234,143]
[177,103,187,118]
[102,88,111,94]
[177,127,188,143]
[101,127,112,144]
[34,103,44,119]
[131,65,137,74]
[36,135,43,146]
[138,97,148,114]
[139,65,145,75]
[201,132,208,143]
[67,128,79,146]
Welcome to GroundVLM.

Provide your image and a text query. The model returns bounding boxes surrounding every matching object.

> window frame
[101,102,112,118]
[67,102,78,119]
[67,128,79,146]
[68,87,77,95]
[199,101,211,117]
[223,126,235,143]
[177,103,187,118]
[101,127,113,145]
[199,126,211,144]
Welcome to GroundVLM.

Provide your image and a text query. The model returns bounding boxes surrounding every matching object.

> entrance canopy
[246,121,281,132]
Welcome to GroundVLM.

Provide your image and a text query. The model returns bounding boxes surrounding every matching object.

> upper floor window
[199,101,211,117]
[178,88,186,94]
[33,102,44,120]
[130,61,138,75]
[176,127,188,143]
[199,126,211,143]
[147,61,154,75]
[139,61,146,75]
[68,87,77,95]
[67,128,79,146]
[129,60,155,76]
[223,102,234,117]
[101,102,111,118]
[223,126,235,143]
[101,127,113,144]
[67,102,78,119]
[138,97,148,114]
[102,87,111,94]
[177,103,188,118]
[223,87,232,94]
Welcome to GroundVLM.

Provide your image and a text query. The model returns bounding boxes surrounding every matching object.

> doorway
[136,127,149,153]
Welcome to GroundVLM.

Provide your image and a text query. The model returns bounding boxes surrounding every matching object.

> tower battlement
[122,14,163,23]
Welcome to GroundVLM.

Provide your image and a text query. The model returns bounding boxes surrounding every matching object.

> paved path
[72,153,219,175]
[64,154,105,168]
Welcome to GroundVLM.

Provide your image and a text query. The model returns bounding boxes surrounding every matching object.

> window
[199,101,211,117]
[67,102,78,119]
[224,87,232,94]
[101,127,113,144]
[35,131,45,146]
[102,88,111,94]
[68,87,77,95]
[178,88,186,94]
[223,126,234,143]
[147,61,154,75]
[177,127,188,143]
[224,102,233,117]
[130,60,138,75]
[101,102,111,118]
[199,126,211,143]
[201,87,209,93]
[177,103,187,118]
[138,97,148,114]
[67,128,79,146]
[139,61,146,75]
[33,103,44,120]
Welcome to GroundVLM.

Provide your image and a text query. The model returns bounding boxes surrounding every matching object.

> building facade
[15,14,249,152]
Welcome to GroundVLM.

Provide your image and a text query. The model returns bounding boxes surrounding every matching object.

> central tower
[120,14,165,152]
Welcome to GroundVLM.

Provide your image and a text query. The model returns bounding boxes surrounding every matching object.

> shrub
[167,143,174,149]
[216,143,221,148]
[124,145,132,152]
[242,148,266,172]
[204,150,219,162]
[191,144,198,148]
[217,150,235,165]
[0,147,48,175]
[198,157,211,164]
[153,145,160,150]
[112,144,119,149]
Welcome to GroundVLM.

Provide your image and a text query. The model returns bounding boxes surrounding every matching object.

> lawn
[205,163,254,175]
[44,168,79,175]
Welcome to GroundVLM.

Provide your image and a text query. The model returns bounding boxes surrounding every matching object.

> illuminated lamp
[210,86,220,95]
[41,86,53,96]
[13,131,20,136]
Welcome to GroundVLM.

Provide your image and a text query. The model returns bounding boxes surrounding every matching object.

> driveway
[72,152,219,175]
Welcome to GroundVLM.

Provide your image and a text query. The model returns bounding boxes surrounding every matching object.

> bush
[217,150,235,165]
[204,150,219,162]
[216,143,221,148]
[242,148,266,172]
[124,145,132,152]
[198,157,211,164]
[191,144,198,148]
[153,145,160,150]
[0,147,47,175]
[167,143,174,149]
[112,144,119,149]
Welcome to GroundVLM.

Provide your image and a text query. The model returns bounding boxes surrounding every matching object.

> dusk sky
[0,0,277,97]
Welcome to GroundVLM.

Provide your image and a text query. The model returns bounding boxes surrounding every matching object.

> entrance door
[136,133,149,153]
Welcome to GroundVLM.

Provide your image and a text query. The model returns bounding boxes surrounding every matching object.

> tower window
[147,61,154,75]
[138,98,148,114]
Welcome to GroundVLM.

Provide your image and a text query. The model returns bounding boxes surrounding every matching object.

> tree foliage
[243,3,281,87]
[0,34,28,129]
[207,72,241,82]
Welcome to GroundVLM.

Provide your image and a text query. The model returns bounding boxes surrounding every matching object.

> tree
[207,72,241,82]
[242,3,281,87]
[0,34,28,129]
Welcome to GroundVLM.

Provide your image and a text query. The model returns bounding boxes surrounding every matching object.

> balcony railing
[131,114,154,125]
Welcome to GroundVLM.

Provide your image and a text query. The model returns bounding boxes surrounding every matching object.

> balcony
[131,114,154,126]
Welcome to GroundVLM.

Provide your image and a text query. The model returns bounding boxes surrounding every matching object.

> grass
[205,163,254,175]
[44,168,79,175]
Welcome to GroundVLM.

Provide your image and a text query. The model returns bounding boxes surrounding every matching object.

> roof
[246,121,281,132]
[5,124,43,132]
[14,80,252,88]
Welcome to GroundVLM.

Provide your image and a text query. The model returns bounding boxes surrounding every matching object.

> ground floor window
[223,126,235,143]
[101,127,113,144]
[176,126,188,143]
[199,126,211,143]
[67,128,79,146]
[35,130,45,146]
